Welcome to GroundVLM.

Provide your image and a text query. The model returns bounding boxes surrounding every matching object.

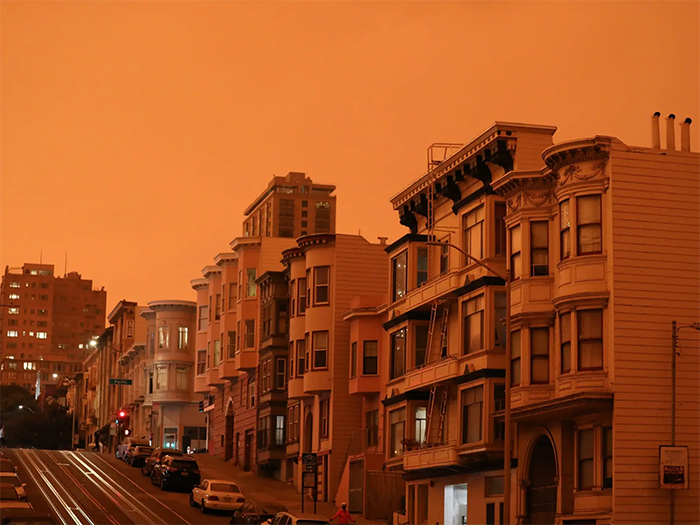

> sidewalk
[191,453,381,524]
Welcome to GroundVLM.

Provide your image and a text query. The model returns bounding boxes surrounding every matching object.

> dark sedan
[230,501,288,524]
[141,448,183,476]
[126,446,153,467]
[151,456,200,491]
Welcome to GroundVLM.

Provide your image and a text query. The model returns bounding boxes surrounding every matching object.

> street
[3,449,232,525]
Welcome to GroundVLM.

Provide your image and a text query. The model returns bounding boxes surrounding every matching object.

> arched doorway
[224,400,234,462]
[303,412,313,453]
[527,435,558,525]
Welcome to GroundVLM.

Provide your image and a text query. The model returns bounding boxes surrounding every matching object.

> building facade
[343,118,699,525]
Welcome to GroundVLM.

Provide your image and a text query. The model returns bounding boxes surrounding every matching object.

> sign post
[301,453,318,513]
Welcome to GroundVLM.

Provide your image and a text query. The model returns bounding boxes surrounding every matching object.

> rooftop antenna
[64,252,67,278]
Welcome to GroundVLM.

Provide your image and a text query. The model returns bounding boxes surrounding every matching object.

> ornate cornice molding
[542,137,612,172]
[297,233,335,249]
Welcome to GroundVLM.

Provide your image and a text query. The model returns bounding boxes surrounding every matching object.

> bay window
[463,295,484,354]
[495,202,507,256]
[578,309,603,370]
[415,406,427,444]
[158,326,170,350]
[298,277,307,315]
[244,320,255,348]
[417,247,428,287]
[275,415,285,446]
[510,225,522,280]
[530,221,549,276]
[530,327,549,384]
[196,350,206,375]
[366,410,379,447]
[560,313,571,374]
[414,326,428,368]
[511,330,521,386]
[389,408,406,457]
[440,240,449,275]
[463,206,484,260]
[314,267,330,305]
[350,342,357,378]
[392,252,408,302]
[227,330,236,358]
[246,268,257,298]
[461,385,483,444]
[390,328,406,380]
[228,282,236,309]
[560,200,571,260]
[290,281,296,317]
[363,341,378,375]
[578,428,594,490]
[312,331,328,369]
[320,399,329,438]
[276,358,286,389]
[577,195,602,255]
[296,339,305,376]
[494,293,507,349]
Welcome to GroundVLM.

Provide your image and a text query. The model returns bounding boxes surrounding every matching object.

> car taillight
[208,495,219,501]
[167,467,179,473]
[237,497,245,502]
[192,469,200,474]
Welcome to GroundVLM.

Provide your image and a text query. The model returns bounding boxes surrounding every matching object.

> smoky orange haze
[1,0,698,310]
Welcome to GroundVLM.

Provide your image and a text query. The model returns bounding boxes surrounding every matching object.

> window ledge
[556,253,607,272]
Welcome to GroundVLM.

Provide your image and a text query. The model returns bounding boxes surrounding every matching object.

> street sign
[109,378,132,385]
[302,471,316,488]
[660,445,689,489]
[302,452,317,466]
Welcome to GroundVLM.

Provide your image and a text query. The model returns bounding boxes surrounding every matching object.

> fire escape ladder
[439,301,450,357]
[424,385,437,444]
[437,385,448,444]
[425,301,439,364]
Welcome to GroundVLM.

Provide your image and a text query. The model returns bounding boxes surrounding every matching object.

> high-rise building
[0,263,106,395]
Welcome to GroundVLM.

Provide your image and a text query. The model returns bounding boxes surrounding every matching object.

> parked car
[0,474,27,501]
[125,446,153,467]
[116,438,150,461]
[230,501,288,524]
[190,479,245,514]
[0,509,58,525]
[0,484,32,511]
[151,456,200,491]
[141,448,183,476]
[266,513,329,525]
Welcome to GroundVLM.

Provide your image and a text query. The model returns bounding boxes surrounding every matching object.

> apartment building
[282,233,388,503]
[0,263,106,394]
[193,171,337,474]
[340,117,698,525]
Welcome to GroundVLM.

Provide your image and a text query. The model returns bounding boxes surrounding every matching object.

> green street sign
[109,378,132,385]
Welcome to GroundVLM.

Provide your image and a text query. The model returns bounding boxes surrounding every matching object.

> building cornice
[139,308,155,320]
[107,300,138,323]
[201,265,221,279]
[147,300,197,311]
[230,236,262,252]
[297,233,336,250]
[214,252,237,267]
[190,278,209,291]
[281,247,304,265]
[542,136,613,172]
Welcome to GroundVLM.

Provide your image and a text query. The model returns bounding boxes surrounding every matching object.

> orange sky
[1,0,698,308]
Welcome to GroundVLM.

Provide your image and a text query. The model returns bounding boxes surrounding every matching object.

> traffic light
[198,401,204,412]
[119,410,126,418]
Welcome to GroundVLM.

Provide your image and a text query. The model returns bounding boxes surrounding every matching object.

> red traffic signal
[118,410,126,418]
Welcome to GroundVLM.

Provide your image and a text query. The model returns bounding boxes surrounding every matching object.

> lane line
[21,449,94,525]
[81,452,193,525]
[11,449,70,525]
[63,451,162,525]
[45,450,122,525]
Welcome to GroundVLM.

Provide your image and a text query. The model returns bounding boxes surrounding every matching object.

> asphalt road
[3,449,233,525]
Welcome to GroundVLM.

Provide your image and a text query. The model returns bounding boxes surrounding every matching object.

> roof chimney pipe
[651,112,661,148]
[666,114,676,150]
[680,118,692,152]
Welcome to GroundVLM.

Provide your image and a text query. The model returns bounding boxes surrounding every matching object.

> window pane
[531,328,549,356]
[560,313,571,343]
[579,341,603,369]
[494,293,507,349]
[363,341,378,375]
[578,224,602,254]
[350,342,357,378]
[579,310,603,338]
[392,252,407,302]
[560,200,570,230]
[415,326,429,367]
[391,329,406,379]
[577,195,601,224]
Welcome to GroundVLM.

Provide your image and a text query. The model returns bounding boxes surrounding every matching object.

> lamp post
[669,321,700,525]
[18,405,35,414]
[426,240,513,524]
[91,339,123,453]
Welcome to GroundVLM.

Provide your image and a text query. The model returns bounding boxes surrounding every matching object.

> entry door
[244,430,253,471]
[349,459,364,513]
[224,415,234,461]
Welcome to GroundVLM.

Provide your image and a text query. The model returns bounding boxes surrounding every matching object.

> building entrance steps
[190,453,383,524]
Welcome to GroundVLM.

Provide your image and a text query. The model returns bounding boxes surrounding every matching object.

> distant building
[0,263,106,395]
[193,171,337,472]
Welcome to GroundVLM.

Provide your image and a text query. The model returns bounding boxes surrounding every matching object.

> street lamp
[427,240,513,524]
[18,405,35,414]
[669,321,700,525]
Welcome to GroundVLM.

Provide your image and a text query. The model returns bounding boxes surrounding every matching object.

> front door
[527,435,558,524]
[349,459,364,513]
[224,414,234,461]
[244,430,253,471]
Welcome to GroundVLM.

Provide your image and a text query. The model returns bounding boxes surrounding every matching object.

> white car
[0,473,27,500]
[116,437,149,460]
[189,479,245,513]
[266,512,329,525]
